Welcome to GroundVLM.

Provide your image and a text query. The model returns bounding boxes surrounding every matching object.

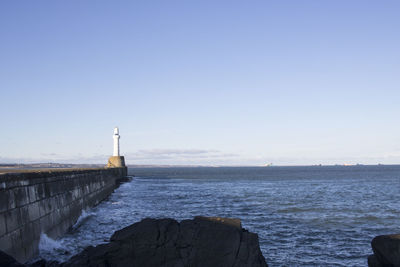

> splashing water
[72,210,96,230]
[36,210,96,261]
[38,233,66,259]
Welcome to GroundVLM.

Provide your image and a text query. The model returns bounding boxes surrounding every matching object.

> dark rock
[0,250,24,267]
[64,216,267,267]
[28,259,60,267]
[369,234,400,267]
[0,254,60,267]
[368,254,383,267]
[194,216,242,229]
[1,216,267,267]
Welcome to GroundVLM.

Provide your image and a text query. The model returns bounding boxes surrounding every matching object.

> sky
[0,1,399,166]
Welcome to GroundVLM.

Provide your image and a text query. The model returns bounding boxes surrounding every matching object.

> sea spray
[38,233,67,259]
[37,210,95,262]
[71,210,96,230]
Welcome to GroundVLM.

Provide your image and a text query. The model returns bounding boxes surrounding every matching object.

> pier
[0,167,127,262]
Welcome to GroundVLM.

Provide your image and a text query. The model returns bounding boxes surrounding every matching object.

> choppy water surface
[39,166,400,266]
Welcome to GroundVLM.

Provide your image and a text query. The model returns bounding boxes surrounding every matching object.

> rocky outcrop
[64,216,267,267]
[0,250,24,267]
[368,234,400,267]
[0,216,268,267]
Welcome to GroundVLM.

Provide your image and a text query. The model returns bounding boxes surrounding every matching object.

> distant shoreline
[0,162,398,172]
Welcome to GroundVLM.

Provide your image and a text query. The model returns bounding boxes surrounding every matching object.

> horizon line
[1,162,398,168]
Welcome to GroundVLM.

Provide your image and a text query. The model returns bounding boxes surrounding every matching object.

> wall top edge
[0,167,127,182]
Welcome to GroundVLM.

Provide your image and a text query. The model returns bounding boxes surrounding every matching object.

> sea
[37,165,400,266]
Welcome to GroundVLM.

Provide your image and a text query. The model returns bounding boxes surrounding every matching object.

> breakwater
[0,167,127,263]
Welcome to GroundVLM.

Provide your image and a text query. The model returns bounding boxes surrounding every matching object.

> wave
[38,233,69,260]
[72,210,96,230]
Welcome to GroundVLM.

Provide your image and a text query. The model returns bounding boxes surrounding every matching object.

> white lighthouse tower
[107,127,126,168]
[113,127,120,156]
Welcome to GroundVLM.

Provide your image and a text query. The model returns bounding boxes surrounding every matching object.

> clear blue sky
[1,1,399,165]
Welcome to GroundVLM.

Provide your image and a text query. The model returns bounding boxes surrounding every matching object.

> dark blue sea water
[39,165,400,266]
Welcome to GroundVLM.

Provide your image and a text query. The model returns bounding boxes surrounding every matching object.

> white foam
[38,233,63,253]
[72,210,96,229]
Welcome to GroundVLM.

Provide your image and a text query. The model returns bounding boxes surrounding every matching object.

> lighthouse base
[107,156,126,168]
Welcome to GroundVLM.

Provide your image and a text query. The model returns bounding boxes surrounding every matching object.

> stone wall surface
[0,167,127,263]
[107,156,125,168]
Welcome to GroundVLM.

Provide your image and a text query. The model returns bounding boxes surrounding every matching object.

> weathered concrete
[0,167,127,263]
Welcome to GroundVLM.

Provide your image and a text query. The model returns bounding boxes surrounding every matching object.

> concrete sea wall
[0,167,127,263]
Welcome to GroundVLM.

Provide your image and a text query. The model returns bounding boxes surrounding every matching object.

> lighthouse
[107,127,126,168]
[113,127,120,156]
